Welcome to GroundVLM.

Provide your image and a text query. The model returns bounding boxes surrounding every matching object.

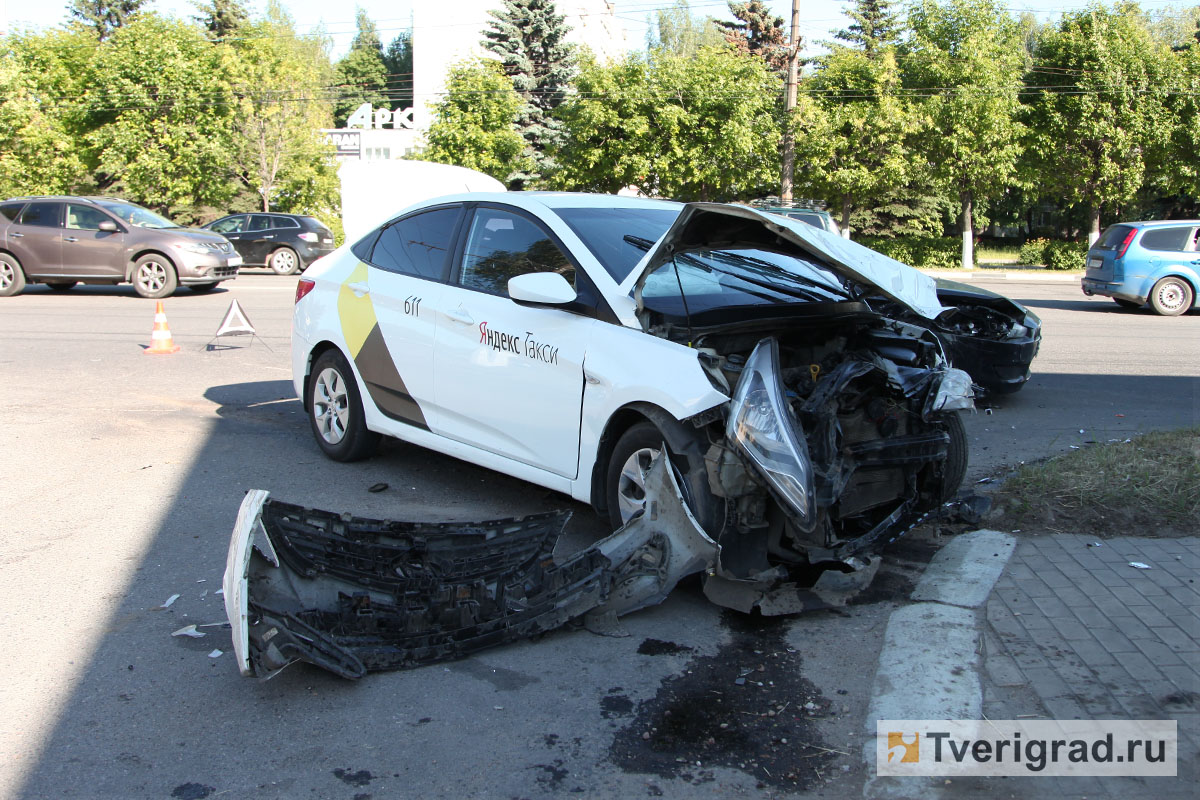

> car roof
[1118,220,1200,228]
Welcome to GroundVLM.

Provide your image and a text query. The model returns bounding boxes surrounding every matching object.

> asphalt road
[0,273,1196,800]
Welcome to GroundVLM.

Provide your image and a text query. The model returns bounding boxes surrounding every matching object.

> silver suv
[0,196,241,298]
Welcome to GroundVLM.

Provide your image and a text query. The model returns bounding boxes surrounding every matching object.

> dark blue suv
[1082,221,1199,316]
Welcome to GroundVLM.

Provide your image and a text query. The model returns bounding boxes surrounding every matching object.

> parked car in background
[1082,220,1199,316]
[0,196,240,298]
[204,213,336,275]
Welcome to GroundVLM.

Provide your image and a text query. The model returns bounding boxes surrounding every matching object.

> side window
[459,208,575,296]
[66,204,110,231]
[209,216,245,234]
[369,207,460,280]
[275,217,300,229]
[17,202,63,228]
[0,203,24,221]
[247,215,272,231]
[1139,227,1191,252]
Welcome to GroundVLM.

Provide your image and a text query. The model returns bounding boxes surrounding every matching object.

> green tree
[1024,4,1173,242]
[647,0,725,56]
[797,48,923,236]
[81,14,236,216]
[833,0,902,57]
[69,0,148,40]
[333,8,389,127]
[0,31,94,197]
[419,59,530,182]
[716,1,788,72]
[482,0,576,187]
[225,1,337,213]
[193,0,249,41]
[1157,31,1200,207]
[554,48,781,201]
[903,0,1027,268]
[382,30,414,112]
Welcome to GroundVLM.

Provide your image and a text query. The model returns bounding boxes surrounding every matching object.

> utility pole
[780,0,801,203]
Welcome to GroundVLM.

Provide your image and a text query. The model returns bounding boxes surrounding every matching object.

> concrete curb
[862,530,1017,799]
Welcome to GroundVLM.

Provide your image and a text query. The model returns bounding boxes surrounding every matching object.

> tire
[605,420,723,535]
[1148,276,1193,317]
[132,254,178,299]
[1113,298,1141,309]
[929,411,968,506]
[0,254,26,297]
[46,281,78,292]
[268,247,301,276]
[190,282,219,293]
[306,349,379,462]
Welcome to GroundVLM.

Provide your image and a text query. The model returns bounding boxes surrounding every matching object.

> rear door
[431,204,592,479]
[1137,225,1198,276]
[344,205,462,431]
[61,202,126,278]
[246,215,281,264]
[7,202,65,278]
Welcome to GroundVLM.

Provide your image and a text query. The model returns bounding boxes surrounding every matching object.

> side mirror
[98,220,118,232]
[508,272,577,306]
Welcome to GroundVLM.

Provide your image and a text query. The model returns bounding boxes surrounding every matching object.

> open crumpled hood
[627,203,946,321]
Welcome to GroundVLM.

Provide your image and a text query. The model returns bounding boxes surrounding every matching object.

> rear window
[1138,226,1193,252]
[1094,225,1134,250]
[18,202,62,227]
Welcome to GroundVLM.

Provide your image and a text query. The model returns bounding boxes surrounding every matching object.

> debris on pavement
[208,649,223,658]
[160,594,180,609]
[1129,562,1152,569]
[171,625,205,638]
[367,483,388,493]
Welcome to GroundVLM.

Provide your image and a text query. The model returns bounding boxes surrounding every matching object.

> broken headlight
[925,367,975,416]
[725,338,816,530]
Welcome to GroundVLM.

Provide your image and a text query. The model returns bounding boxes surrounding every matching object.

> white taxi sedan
[291,193,972,610]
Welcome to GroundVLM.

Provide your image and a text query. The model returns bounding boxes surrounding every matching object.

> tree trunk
[960,190,974,270]
[1088,205,1101,246]
[841,196,851,239]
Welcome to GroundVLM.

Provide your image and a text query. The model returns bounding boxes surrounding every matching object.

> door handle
[445,306,474,325]
[347,281,370,296]
[64,236,78,242]
[10,232,22,238]
[262,235,274,239]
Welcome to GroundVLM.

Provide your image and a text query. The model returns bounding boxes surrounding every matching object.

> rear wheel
[132,254,178,299]
[1148,276,1193,317]
[306,349,379,462]
[269,247,300,276]
[1113,298,1141,309]
[605,420,723,534]
[0,254,26,297]
[46,281,77,292]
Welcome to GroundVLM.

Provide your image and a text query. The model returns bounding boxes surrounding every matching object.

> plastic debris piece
[208,649,224,658]
[975,477,995,484]
[160,594,180,609]
[196,579,206,583]
[214,588,224,596]
[1069,445,1080,450]
[1129,562,1151,570]
[368,483,388,493]
[199,589,208,599]
[172,625,205,638]
[1087,542,1103,548]
[1115,414,1125,418]
[1079,429,1085,434]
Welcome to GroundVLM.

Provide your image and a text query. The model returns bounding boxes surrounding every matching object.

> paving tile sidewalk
[979,533,1199,797]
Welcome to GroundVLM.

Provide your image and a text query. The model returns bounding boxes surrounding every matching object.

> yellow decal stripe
[337,262,375,358]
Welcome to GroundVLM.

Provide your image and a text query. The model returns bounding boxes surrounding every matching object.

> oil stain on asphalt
[607,612,835,790]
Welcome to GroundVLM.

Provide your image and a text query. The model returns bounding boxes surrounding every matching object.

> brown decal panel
[353,323,429,430]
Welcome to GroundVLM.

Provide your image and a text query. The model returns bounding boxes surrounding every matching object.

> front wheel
[928,411,968,506]
[1148,276,1193,317]
[306,349,379,462]
[132,254,178,299]
[0,254,26,297]
[605,420,723,535]
[269,247,301,276]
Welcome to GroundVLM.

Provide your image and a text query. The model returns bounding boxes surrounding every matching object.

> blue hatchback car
[1082,221,1199,316]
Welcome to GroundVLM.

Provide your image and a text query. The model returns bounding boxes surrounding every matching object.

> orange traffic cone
[145,300,180,354]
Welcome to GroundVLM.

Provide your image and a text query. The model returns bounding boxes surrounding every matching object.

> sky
[3,0,1193,59]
